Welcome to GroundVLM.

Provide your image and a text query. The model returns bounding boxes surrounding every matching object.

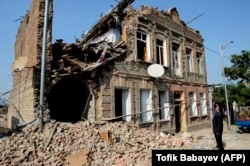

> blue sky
[1,0,250,98]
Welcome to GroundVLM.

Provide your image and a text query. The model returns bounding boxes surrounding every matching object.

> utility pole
[220,41,233,131]
[39,0,50,133]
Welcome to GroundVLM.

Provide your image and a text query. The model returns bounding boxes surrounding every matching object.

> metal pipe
[208,86,213,126]
[39,0,50,133]
[219,41,233,131]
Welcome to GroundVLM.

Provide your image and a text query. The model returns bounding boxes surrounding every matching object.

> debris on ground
[0,120,216,166]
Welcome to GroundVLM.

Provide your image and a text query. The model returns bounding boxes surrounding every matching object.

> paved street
[188,124,250,150]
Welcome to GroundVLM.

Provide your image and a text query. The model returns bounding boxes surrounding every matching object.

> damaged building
[8,0,210,133]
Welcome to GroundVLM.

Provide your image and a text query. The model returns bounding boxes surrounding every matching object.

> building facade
[8,0,210,133]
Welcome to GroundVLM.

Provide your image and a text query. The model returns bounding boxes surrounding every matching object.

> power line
[205,46,220,55]
[0,90,11,97]
[186,12,204,25]
[205,46,231,60]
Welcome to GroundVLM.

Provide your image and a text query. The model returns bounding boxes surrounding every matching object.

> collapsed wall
[8,0,53,128]
[7,0,210,133]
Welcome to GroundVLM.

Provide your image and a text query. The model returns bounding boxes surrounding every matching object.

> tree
[212,86,225,104]
[224,50,250,86]
[227,83,250,106]
[213,83,250,107]
[213,50,250,107]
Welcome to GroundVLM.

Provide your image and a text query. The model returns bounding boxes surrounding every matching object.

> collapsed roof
[50,0,201,78]
[51,0,135,77]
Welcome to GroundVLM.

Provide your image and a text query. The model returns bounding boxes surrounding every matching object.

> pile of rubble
[237,108,250,121]
[0,120,216,166]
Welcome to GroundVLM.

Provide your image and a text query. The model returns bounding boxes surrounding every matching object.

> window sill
[140,121,154,124]
[190,114,208,118]
[158,119,171,122]
[190,115,199,118]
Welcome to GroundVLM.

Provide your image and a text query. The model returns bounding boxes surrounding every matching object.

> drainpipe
[94,95,97,121]
[208,86,213,126]
[39,0,50,133]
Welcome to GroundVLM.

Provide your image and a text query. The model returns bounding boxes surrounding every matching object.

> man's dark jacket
[212,111,224,134]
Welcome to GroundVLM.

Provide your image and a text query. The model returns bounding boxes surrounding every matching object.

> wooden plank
[44,122,58,149]
[65,150,89,166]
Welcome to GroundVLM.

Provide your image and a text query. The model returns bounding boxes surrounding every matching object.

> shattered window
[172,44,180,76]
[137,31,149,61]
[196,52,202,74]
[186,49,192,72]
[156,39,164,65]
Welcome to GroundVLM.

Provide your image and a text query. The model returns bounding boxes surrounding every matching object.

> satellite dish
[147,64,164,78]
[11,56,28,72]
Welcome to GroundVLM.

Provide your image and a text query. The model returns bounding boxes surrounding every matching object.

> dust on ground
[187,124,250,150]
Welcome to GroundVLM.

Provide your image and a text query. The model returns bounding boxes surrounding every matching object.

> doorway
[174,92,181,133]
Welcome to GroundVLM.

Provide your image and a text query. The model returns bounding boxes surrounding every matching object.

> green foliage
[213,50,250,107]
[224,50,250,85]
[213,81,250,107]
[212,86,225,104]
[228,83,250,106]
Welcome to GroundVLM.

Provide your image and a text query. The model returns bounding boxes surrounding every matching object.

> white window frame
[189,92,197,116]
[159,90,170,121]
[137,31,151,62]
[186,49,192,72]
[200,93,207,115]
[122,89,131,121]
[140,89,153,122]
[172,50,180,76]
[196,53,202,74]
[156,38,168,66]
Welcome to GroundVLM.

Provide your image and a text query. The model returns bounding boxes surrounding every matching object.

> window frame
[172,44,180,76]
[136,30,150,62]
[158,90,171,121]
[140,89,153,122]
[156,38,168,66]
[196,52,202,74]
[189,92,198,116]
[186,49,192,72]
[200,93,207,115]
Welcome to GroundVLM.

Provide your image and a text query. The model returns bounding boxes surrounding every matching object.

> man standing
[212,102,224,150]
